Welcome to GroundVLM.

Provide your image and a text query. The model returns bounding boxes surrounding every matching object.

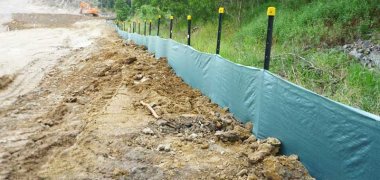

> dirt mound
[5,13,99,31]
[0,75,14,90]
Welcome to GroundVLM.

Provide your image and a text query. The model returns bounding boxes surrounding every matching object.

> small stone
[123,57,137,64]
[189,133,198,139]
[156,119,168,126]
[289,154,299,160]
[134,74,144,80]
[200,143,209,149]
[157,144,171,152]
[142,127,154,135]
[244,135,257,144]
[266,137,281,146]
[236,169,248,177]
[245,122,253,131]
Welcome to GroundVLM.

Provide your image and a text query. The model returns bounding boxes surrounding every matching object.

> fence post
[138,21,141,34]
[264,7,276,70]
[216,7,224,54]
[144,20,147,35]
[187,15,192,46]
[123,21,126,31]
[130,23,132,33]
[133,21,135,33]
[169,15,174,39]
[149,20,152,35]
[157,15,161,36]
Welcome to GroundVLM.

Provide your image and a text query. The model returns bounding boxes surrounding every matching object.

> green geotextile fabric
[116,27,380,180]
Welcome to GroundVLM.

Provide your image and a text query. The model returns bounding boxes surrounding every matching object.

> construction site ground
[0,3,314,179]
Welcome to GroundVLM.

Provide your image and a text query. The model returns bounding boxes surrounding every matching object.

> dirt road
[0,5,313,179]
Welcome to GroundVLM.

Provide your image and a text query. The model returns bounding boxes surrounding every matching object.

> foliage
[116,0,380,115]
[114,0,131,20]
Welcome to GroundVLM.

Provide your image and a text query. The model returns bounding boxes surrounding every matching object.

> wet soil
[4,13,99,31]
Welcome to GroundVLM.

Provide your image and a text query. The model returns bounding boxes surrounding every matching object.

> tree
[115,0,131,21]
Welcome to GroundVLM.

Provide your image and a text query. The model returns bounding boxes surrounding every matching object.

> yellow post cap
[267,7,276,16]
[170,15,174,19]
[150,20,152,22]
[219,7,225,14]
[158,15,161,18]
[187,15,192,20]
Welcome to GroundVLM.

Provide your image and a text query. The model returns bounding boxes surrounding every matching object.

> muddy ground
[0,3,314,179]
[5,13,99,31]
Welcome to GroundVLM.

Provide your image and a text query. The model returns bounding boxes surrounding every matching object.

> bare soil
[5,13,100,31]
[0,3,314,178]
[0,26,313,179]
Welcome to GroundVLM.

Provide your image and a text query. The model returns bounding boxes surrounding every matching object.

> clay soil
[0,11,314,180]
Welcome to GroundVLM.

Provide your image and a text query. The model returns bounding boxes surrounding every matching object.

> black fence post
[138,21,141,34]
[123,21,126,31]
[157,15,161,36]
[149,20,152,35]
[144,20,147,35]
[133,21,135,33]
[187,15,192,46]
[216,7,224,54]
[169,16,174,39]
[264,7,276,70]
[130,23,132,33]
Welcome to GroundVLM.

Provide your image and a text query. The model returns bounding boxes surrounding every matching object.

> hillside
[120,0,380,115]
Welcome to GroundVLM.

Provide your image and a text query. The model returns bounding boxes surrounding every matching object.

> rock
[123,57,137,64]
[247,174,259,180]
[156,119,168,126]
[244,135,257,144]
[349,50,364,59]
[64,97,77,103]
[215,125,251,142]
[236,169,248,177]
[200,143,209,149]
[245,122,253,131]
[157,144,171,152]
[142,127,154,135]
[221,117,233,124]
[134,74,144,80]
[289,154,299,160]
[248,142,276,164]
[262,156,313,180]
[189,133,198,140]
[266,137,281,146]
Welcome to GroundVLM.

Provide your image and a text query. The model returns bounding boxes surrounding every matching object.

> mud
[0,75,14,90]
[5,13,99,31]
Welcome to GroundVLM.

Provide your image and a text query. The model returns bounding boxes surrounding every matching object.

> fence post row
[216,7,224,54]
[187,15,192,46]
[169,16,174,39]
[149,20,152,35]
[264,7,276,70]
[157,15,161,36]
[118,6,276,69]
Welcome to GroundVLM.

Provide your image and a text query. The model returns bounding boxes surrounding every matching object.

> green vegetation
[116,0,380,115]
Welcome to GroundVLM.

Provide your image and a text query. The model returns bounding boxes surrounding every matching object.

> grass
[129,0,380,115]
